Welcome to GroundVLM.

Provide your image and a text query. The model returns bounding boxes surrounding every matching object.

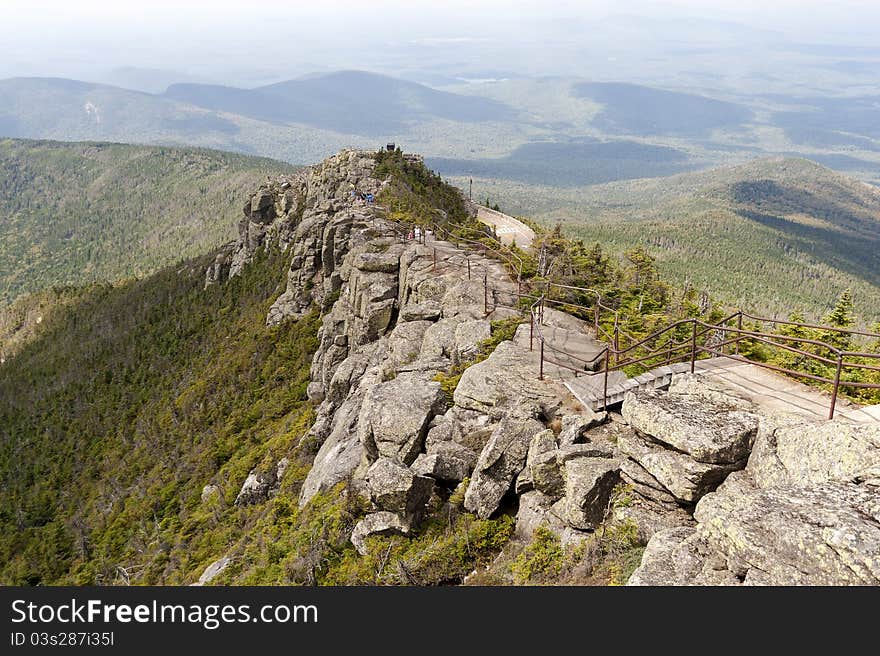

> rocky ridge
[204,149,880,585]
[205,149,632,560]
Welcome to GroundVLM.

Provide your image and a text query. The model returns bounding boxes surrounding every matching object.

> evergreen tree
[822,289,855,350]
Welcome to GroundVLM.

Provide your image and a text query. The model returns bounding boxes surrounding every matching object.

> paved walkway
[476,206,536,249]
[565,356,879,424]
[689,358,879,424]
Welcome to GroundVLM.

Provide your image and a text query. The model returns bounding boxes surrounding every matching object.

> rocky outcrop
[622,389,759,465]
[695,473,880,585]
[748,415,880,489]
[411,441,477,482]
[358,373,446,465]
[618,388,758,506]
[365,458,434,517]
[194,556,232,586]
[454,341,564,419]
[551,457,621,530]
[629,397,880,586]
[209,149,560,526]
[234,458,288,506]
[617,429,744,504]
[211,150,880,585]
[465,406,545,519]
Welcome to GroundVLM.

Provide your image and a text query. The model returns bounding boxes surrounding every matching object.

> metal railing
[593,313,880,419]
[379,210,880,420]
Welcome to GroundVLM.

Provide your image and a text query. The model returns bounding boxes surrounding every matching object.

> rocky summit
[195,149,880,586]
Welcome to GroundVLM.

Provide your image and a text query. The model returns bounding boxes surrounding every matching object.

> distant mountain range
[0,71,514,152]
[164,71,514,135]
[2,70,878,188]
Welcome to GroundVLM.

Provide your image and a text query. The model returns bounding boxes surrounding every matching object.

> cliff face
[206,150,383,325]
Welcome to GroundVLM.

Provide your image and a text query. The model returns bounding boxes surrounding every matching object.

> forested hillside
[549,158,880,321]
[0,139,292,304]
[0,248,323,584]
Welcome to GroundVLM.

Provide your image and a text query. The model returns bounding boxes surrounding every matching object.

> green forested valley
[557,158,880,322]
[0,138,293,304]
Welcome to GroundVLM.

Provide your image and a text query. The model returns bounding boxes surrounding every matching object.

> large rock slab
[419,317,461,360]
[694,473,880,585]
[454,341,562,419]
[358,372,445,465]
[622,389,759,464]
[412,441,478,482]
[627,527,707,586]
[526,430,565,499]
[618,430,745,504]
[619,458,681,507]
[464,407,545,518]
[667,373,755,410]
[749,417,880,490]
[350,512,412,556]
[299,392,365,506]
[454,319,491,360]
[400,300,442,322]
[551,457,621,530]
[382,320,433,371]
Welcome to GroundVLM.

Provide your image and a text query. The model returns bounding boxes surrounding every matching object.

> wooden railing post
[594,304,600,339]
[467,256,471,280]
[603,348,610,410]
[483,274,488,315]
[829,354,844,420]
[432,247,437,271]
[539,338,545,381]
[735,312,743,355]
[690,319,698,374]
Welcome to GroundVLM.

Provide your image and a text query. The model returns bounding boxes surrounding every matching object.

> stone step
[565,365,681,411]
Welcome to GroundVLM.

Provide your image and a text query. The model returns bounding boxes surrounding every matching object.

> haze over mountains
[2,69,879,188]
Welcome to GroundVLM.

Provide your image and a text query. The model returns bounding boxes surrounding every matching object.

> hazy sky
[2,0,879,86]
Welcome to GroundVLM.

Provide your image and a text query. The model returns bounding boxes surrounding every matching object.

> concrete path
[476,206,536,249]
[565,356,879,424]
[689,358,879,424]
[415,219,879,425]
